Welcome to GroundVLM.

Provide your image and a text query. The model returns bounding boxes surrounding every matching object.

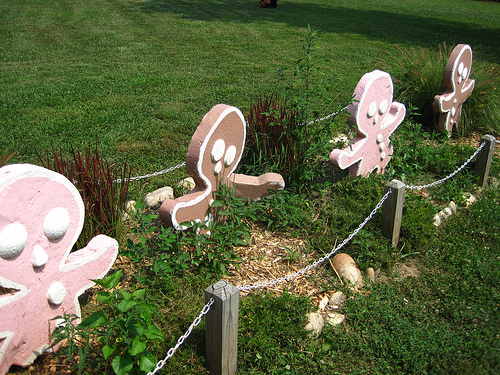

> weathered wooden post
[475,135,496,189]
[382,179,406,247]
[205,280,239,375]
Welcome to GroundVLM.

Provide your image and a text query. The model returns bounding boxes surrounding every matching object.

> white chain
[147,298,214,375]
[237,189,392,292]
[114,162,186,184]
[405,141,485,190]
[305,105,350,125]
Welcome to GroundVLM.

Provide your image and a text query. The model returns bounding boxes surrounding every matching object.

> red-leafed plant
[38,145,132,249]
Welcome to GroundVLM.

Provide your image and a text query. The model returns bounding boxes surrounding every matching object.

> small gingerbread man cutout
[159,104,284,231]
[433,44,475,134]
[0,164,118,374]
[329,70,406,177]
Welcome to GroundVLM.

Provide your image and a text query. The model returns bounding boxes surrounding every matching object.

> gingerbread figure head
[330,70,406,176]
[160,104,246,230]
[0,164,118,374]
[159,104,284,231]
[433,44,475,133]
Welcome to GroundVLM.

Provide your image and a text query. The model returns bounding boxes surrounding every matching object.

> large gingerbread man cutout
[329,70,406,177]
[159,104,284,231]
[0,164,118,374]
[433,44,475,134]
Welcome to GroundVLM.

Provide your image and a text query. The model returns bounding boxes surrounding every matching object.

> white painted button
[214,161,222,175]
[451,107,456,117]
[47,282,66,305]
[0,222,28,259]
[211,139,225,162]
[368,101,377,117]
[44,207,70,241]
[379,142,386,152]
[380,152,387,161]
[224,145,237,167]
[376,134,383,143]
[378,100,388,115]
[32,245,49,267]
[454,98,457,104]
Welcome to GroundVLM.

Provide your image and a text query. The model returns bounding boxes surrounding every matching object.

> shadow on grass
[136,0,500,63]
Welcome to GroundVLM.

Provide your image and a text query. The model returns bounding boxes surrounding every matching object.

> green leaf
[130,336,147,356]
[93,270,122,289]
[139,352,157,373]
[96,291,113,303]
[102,344,116,360]
[80,311,108,328]
[210,200,223,208]
[144,325,164,341]
[118,289,131,300]
[111,354,134,375]
[132,289,146,299]
[117,300,139,312]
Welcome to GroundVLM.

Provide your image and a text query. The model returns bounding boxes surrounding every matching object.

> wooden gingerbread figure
[433,44,475,134]
[159,104,284,231]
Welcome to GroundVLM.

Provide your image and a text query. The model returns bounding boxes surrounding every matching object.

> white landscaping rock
[177,177,195,191]
[143,186,174,208]
[366,267,376,282]
[329,291,346,307]
[305,312,324,337]
[326,313,345,326]
[318,296,329,310]
[332,253,364,291]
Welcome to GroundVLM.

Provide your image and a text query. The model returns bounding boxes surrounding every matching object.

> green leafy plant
[380,43,500,135]
[38,145,132,249]
[241,25,344,187]
[52,270,164,375]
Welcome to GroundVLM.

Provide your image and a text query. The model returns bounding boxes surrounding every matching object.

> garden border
[147,135,496,375]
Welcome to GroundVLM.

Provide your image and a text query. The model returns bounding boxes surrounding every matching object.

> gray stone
[305,312,324,337]
[143,186,174,208]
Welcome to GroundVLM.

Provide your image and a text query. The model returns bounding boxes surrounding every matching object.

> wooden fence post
[475,135,496,189]
[382,179,406,247]
[205,280,239,375]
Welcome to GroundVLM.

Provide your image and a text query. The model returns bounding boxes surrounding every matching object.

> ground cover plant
[2,0,500,374]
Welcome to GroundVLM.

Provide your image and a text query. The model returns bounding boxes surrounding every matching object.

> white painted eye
[224,145,237,167]
[458,62,464,76]
[211,139,225,162]
[462,67,468,80]
[43,207,70,241]
[368,101,377,117]
[0,222,28,259]
[378,100,388,115]
[47,282,66,305]
[32,245,49,267]
[214,161,222,175]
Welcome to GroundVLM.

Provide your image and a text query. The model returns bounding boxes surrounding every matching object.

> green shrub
[380,43,500,136]
[240,26,344,188]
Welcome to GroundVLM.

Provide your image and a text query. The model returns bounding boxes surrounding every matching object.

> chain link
[114,162,186,184]
[237,189,392,292]
[405,141,485,190]
[147,298,214,375]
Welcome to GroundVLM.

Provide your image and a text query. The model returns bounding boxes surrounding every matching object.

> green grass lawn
[1,1,500,374]
[1,0,499,186]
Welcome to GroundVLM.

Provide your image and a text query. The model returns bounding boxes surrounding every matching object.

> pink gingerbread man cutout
[159,104,284,231]
[433,44,475,133]
[329,70,406,177]
[0,164,118,374]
